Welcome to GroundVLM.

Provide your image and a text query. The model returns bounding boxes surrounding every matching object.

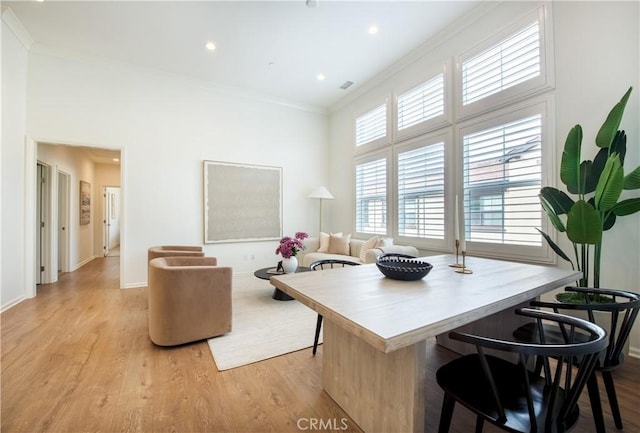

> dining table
[270,254,581,433]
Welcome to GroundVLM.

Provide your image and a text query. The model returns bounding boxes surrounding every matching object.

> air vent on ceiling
[340,81,354,90]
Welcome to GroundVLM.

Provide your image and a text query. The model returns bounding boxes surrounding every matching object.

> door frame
[25,137,126,298]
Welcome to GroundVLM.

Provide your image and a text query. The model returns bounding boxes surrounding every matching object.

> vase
[282,256,298,273]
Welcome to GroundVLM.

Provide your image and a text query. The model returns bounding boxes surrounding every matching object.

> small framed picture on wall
[80,180,91,225]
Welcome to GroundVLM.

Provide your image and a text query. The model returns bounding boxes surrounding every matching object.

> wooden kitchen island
[270,254,581,433]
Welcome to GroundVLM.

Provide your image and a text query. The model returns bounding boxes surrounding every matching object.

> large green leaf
[561,125,583,194]
[536,228,573,265]
[595,155,624,211]
[595,86,632,148]
[579,160,593,194]
[539,187,574,215]
[603,212,616,231]
[610,130,627,165]
[624,166,640,190]
[612,198,640,216]
[566,200,602,244]
[540,194,566,232]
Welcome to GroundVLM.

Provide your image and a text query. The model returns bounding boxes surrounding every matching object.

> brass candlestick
[455,250,473,274]
[449,239,463,268]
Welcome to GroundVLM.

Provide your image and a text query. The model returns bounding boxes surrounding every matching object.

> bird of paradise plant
[538,87,640,289]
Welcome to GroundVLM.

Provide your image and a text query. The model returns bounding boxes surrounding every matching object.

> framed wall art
[79,180,91,225]
[203,160,282,243]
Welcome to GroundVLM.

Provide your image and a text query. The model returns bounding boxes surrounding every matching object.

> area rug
[208,274,321,371]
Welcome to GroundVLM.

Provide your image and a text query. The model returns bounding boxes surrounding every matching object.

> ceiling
[4,0,480,111]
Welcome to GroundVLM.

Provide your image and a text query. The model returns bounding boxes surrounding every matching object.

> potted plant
[538,86,640,296]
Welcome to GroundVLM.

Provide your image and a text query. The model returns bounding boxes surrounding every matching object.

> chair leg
[587,372,607,433]
[602,370,623,429]
[312,314,323,356]
[475,415,484,433]
[438,394,455,433]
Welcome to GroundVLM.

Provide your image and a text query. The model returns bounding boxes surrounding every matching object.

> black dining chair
[436,307,607,433]
[308,259,361,356]
[513,287,640,432]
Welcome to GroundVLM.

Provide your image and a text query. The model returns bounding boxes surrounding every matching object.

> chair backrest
[531,287,640,369]
[450,307,607,432]
[309,259,360,271]
[376,253,417,261]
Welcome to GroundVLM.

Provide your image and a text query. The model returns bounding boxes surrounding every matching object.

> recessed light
[368,25,379,35]
[112,158,120,162]
[204,41,216,51]
[316,74,325,81]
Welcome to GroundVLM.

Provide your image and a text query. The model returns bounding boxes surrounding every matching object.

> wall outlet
[248,254,255,260]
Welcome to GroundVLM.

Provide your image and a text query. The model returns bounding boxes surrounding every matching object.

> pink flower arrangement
[276,231,309,259]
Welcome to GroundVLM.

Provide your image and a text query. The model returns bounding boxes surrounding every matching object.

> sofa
[299,233,420,267]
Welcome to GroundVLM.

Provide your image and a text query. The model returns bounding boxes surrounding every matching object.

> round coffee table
[253,266,311,301]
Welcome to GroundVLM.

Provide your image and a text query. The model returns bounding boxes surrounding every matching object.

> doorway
[36,163,50,285]
[103,186,121,257]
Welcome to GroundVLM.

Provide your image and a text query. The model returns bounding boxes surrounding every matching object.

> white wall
[24,50,329,288]
[328,1,640,354]
[1,16,29,309]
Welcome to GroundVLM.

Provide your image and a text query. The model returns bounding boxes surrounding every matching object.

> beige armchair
[148,256,232,346]
[147,245,205,262]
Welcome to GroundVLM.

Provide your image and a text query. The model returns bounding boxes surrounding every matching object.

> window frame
[455,95,556,263]
[354,97,392,155]
[393,61,452,143]
[454,4,554,121]
[353,149,392,239]
[393,130,452,251]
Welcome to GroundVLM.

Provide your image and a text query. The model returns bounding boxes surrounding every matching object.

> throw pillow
[328,233,351,255]
[376,237,394,248]
[318,232,342,253]
[359,236,379,262]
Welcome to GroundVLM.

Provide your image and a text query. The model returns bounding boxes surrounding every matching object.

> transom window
[462,21,540,106]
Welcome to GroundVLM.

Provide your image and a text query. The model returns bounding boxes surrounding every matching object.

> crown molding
[2,7,34,51]
[328,1,503,114]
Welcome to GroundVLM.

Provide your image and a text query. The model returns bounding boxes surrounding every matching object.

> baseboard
[1,295,26,313]
[123,282,147,289]
[628,346,640,359]
[71,255,95,272]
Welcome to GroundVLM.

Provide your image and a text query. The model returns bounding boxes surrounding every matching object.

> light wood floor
[2,257,639,433]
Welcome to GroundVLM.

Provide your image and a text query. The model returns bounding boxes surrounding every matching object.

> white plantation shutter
[462,21,540,106]
[397,74,444,131]
[397,143,445,239]
[355,158,387,234]
[462,113,542,246]
[356,104,387,146]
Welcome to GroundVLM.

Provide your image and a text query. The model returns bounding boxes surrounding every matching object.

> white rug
[208,274,321,371]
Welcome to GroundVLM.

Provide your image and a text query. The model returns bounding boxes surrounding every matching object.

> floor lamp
[308,186,334,234]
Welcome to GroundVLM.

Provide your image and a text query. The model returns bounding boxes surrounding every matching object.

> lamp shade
[308,186,334,200]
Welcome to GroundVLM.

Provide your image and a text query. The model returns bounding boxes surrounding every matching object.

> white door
[57,170,70,273]
[104,187,121,256]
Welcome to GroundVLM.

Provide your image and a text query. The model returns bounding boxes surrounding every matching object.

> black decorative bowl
[376,253,433,281]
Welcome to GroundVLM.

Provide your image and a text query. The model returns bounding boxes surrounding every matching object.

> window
[356,103,387,147]
[355,157,387,235]
[462,113,542,247]
[462,21,540,106]
[397,73,445,131]
[397,142,445,240]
